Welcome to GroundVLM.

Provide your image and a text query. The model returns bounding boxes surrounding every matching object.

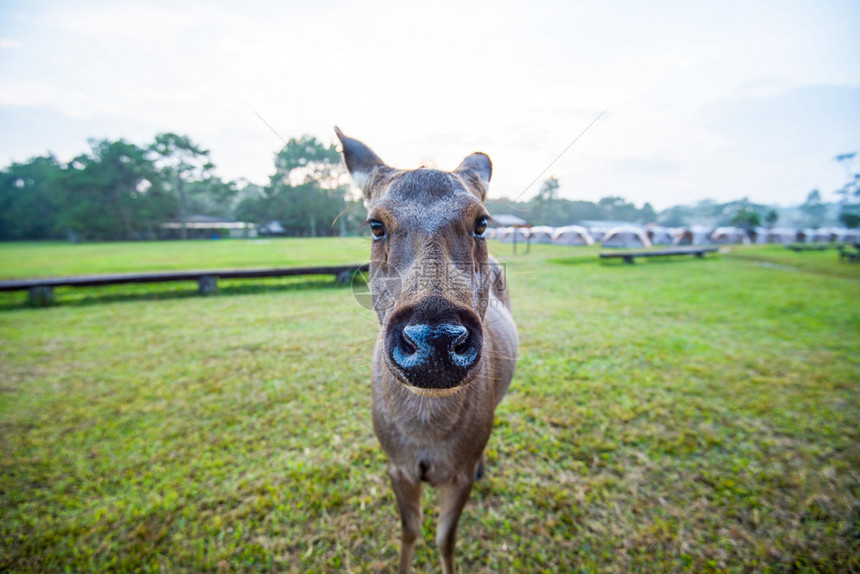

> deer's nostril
[401,331,418,354]
[449,335,478,369]
[452,331,470,355]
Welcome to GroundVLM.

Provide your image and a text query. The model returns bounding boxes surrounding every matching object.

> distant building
[490,213,529,227]
[258,221,286,236]
[160,215,257,239]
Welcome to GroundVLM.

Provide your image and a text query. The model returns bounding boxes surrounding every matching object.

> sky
[1,0,858,210]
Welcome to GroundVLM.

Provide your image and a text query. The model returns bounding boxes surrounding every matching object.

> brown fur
[336,128,518,574]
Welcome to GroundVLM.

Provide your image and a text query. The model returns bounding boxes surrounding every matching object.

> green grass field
[0,238,371,278]
[1,239,858,572]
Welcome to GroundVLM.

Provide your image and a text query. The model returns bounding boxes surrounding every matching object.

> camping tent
[813,227,851,243]
[812,228,834,243]
[588,226,610,242]
[710,227,749,244]
[497,226,530,243]
[673,226,712,246]
[766,228,797,244]
[646,225,673,245]
[601,226,652,249]
[528,226,555,244]
[551,225,595,246]
[797,229,817,243]
[751,227,768,244]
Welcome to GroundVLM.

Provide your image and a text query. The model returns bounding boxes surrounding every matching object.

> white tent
[812,228,837,243]
[710,227,749,244]
[601,226,652,249]
[646,226,673,245]
[673,226,712,246]
[551,225,595,246]
[767,228,797,244]
[830,228,849,243]
[588,226,610,242]
[796,229,816,243]
[528,226,555,244]
[496,226,530,243]
[752,227,768,244]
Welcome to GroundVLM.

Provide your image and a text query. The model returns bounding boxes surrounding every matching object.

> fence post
[336,269,353,285]
[198,275,218,295]
[28,286,55,306]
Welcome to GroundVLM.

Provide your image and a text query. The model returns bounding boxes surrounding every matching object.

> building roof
[490,214,528,227]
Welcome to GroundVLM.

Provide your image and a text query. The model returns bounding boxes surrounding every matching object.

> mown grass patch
[0,238,373,309]
[1,239,858,572]
[0,237,370,279]
[723,243,860,281]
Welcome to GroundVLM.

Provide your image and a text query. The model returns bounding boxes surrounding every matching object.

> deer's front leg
[436,474,475,574]
[388,466,422,574]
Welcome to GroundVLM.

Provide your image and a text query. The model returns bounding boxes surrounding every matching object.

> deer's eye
[369,220,386,240]
[474,216,488,238]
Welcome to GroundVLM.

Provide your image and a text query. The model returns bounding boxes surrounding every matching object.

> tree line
[504,168,855,231]
[1,135,856,242]
[0,133,367,241]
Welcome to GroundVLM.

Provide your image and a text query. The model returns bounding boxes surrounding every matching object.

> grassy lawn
[1,240,858,572]
[0,238,370,279]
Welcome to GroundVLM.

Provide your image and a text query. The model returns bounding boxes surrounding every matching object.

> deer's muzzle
[384,296,483,392]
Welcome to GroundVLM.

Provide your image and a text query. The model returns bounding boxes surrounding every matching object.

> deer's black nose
[385,301,483,391]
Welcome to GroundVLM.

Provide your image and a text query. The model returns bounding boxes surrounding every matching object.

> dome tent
[601,226,652,249]
[551,225,595,246]
[528,226,555,244]
[646,225,673,245]
[673,226,712,246]
[710,227,749,244]
[767,228,797,244]
[497,226,530,243]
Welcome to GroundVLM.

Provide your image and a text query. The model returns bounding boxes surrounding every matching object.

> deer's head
[337,128,494,396]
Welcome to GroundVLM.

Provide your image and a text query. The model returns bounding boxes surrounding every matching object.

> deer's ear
[454,152,492,201]
[335,127,387,198]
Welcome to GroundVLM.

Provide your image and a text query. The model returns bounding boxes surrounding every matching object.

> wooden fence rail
[599,247,719,264]
[0,264,370,305]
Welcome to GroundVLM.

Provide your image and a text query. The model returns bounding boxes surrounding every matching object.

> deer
[335,127,518,574]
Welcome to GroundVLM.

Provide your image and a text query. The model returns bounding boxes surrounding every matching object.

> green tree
[765,209,779,228]
[149,133,214,238]
[566,200,603,222]
[537,176,559,201]
[528,176,562,225]
[731,206,762,233]
[183,177,239,219]
[638,202,657,224]
[253,136,351,236]
[834,152,859,228]
[597,196,640,222]
[272,135,342,188]
[658,205,694,227]
[0,155,65,240]
[800,189,826,228]
[58,139,174,241]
